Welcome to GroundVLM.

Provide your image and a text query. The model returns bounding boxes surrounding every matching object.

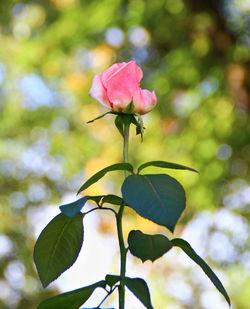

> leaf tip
[77,187,84,195]
[168,225,175,233]
[42,281,49,289]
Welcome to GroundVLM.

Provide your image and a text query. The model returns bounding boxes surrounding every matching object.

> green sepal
[114,112,144,140]
[115,114,124,136]
[171,238,231,307]
[122,102,135,114]
[128,230,173,262]
[37,281,106,309]
[87,111,115,123]
[87,107,145,140]
[77,163,134,194]
[124,277,153,309]
[135,114,145,141]
[128,114,145,140]
[34,213,84,288]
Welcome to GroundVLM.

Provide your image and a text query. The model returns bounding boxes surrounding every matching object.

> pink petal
[135,62,143,82]
[102,61,143,88]
[89,74,111,108]
[101,62,127,88]
[104,61,141,110]
[133,88,157,115]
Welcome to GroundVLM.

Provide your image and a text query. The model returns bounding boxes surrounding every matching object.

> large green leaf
[171,238,231,307]
[124,277,153,309]
[77,163,134,194]
[137,161,198,174]
[128,230,173,262]
[34,213,84,287]
[122,174,186,232]
[37,281,105,309]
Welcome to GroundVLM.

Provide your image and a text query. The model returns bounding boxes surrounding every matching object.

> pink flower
[89,61,157,115]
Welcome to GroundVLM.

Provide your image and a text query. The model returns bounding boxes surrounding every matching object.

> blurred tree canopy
[0,0,249,308]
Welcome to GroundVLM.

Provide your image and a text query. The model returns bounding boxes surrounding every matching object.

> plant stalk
[123,118,130,177]
[117,117,130,309]
[117,202,126,309]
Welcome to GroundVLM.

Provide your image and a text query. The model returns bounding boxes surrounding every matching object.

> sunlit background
[0,0,249,308]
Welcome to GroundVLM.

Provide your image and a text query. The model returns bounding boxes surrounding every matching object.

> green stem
[96,286,118,308]
[117,117,130,309]
[123,119,130,177]
[116,202,127,309]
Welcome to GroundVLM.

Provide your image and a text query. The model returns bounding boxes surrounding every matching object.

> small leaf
[171,238,231,307]
[102,194,123,206]
[128,230,173,262]
[60,195,124,218]
[137,161,198,174]
[105,274,120,288]
[60,196,103,218]
[78,163,134,194]
[34,213,84,287]
[124,277,153,309]
[37,281,105,309]
[122,174,186,232]
[59,197,89,218]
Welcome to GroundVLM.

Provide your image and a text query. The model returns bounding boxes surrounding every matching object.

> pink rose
[89,61,157,115]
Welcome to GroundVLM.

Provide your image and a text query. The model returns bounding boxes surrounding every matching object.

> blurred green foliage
[0,0,249,308]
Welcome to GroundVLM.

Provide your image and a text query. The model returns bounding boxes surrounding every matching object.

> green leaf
[60,195,123,219]
[102,194,123,206]
[128,230,173,262]
[137,161,198,174]
[60,196,103,218]
[59,197,89,218]
[122,174,186,232]
[37,281,105,309]
[34,213,84,287]
[171,238,231,307]
[105,274,120,288]
[77,163,134,194]
[124,277,153,309]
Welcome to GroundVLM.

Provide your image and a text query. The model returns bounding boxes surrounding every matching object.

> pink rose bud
[89,61,157,115]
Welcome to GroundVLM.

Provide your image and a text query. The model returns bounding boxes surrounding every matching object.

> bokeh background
[0,0,249,308]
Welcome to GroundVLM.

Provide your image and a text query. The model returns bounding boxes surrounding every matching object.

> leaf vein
[143,176,165,210]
